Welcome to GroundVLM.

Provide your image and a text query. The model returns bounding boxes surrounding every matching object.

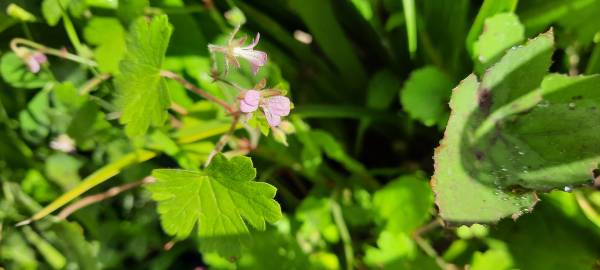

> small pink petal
[26,57,40,73]
[32,52,47,64]
[240,90,260,113]
[264,96,290,116]
[241,33,260,50]
[234,48,267,74]
[262,106,281,127]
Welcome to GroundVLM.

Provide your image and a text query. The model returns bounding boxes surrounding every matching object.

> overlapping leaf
[433,29,600,222]
[148,154,282,256]
[115,15,172,137]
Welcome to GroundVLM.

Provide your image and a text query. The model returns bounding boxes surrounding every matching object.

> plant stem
[58,177,155,220]
[57,0,85,56]
[10,38,97,67]
[160,70,235,113]
[16,150,156,226]
[204,115,240,167]
[412,219,452,270]
[330,197,354,270]
[79,73,111,95]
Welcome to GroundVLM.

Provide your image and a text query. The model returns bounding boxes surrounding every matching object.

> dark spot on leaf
[475,150,485,161]
[478,88,492,115]
[572,95,583,100]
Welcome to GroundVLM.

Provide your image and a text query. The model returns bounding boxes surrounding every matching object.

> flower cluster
[209,26,292,128]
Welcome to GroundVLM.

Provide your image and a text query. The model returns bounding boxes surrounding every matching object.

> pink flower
[240,90,260,113]
[261,96,290,127]
[208,26,268,75]
[239,90,291,127]
[25,52,47,73]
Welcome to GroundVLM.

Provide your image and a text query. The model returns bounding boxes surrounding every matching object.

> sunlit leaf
[148,154,282,257]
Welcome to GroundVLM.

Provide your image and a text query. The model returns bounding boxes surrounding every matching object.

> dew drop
[502,197,509,201]
[501,167,508,172]
[569,102,576,109]
[518,151,525,155]
[563,185,573,192]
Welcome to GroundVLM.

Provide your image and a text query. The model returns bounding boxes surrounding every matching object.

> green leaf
[373,174,433,233]
[473,13,525,72]
[42,0,71,26]
[518,0,600,45]
[22,226,67,269]
[49,221,99,270]
[470,246,513,270]
[52,82,86,110]
[83,17,126,74]
[19,91,51,143]
[485,73,600,190]
[0,52,51,89]
[366,70,401,110]
[466,0,518,54]
[493,200,600,270]
[432,74,537,223]
[479,30,553,113]
[115,15,172,137]
[148,154,282,257]
[350,0,373,20]
[432,30,600,222]
[400,66,452,127]
[45,153,82,191]
[296,197,339,244]
[364,230,439,270]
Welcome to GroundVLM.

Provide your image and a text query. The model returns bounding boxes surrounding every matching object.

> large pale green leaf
[433,30,600,222]
[148,154,282,257]
[432,74,537,223]
[115,15,172,137]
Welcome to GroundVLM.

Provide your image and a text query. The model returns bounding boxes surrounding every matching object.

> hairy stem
[412,219,453,270]
[331,197,354,270]
[160,70,235,113]
[10,38,97,66]
[204,115,241,167]
[79,73,111,95]
[58,177,155,220]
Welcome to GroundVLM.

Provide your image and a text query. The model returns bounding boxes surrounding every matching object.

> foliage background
[0,0,600,269]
